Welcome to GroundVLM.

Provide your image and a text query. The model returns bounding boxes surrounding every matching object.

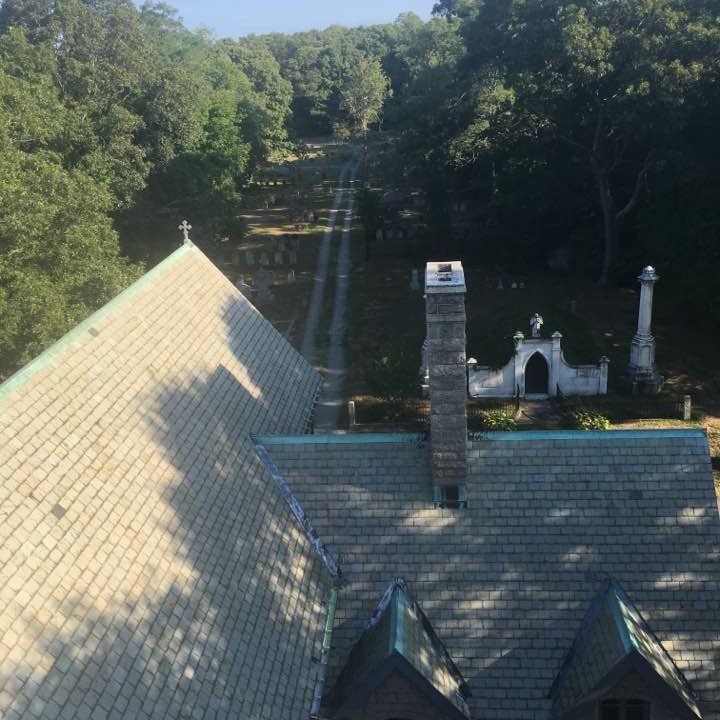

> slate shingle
[263,431,720,720]
[0,245,327,719]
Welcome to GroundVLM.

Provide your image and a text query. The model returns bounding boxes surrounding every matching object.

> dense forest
[1,0,719,377]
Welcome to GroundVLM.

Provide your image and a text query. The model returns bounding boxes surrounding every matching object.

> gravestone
[274,251,284,265]
[496,279,504,290]
[259,251,270,267]
[287,269,296,284]
[245,250,255,266]
[511,282,518,290]
[376,229,383,243]
[235,274,254,299]
[410,268,420,292]
[253,269,274,303]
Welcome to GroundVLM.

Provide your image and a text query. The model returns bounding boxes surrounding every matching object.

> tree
[222,36,293,159]
[447,0,718,283]
[0,29,140,375]
[339,55,391,137]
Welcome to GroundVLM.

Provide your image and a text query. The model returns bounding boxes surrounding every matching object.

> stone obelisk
[626,266,663,393]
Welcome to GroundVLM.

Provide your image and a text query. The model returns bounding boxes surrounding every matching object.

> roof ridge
[0,244,194,403]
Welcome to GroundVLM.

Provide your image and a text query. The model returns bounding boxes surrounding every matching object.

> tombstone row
[375,227,417,243]
[241,249,298,267]
[235,269,297,302]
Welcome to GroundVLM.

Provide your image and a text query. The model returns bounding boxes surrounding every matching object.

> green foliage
[339,55,391,136]
[570,409,611,431]
[474,408,517,432]
[0,0,295,374]
[366,352,418,401]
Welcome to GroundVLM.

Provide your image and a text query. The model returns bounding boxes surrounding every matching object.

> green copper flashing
[471,428,705,441]
[393,589,405,657]
[608,587,635,655]
[255,432,425,445]
[0,245,193,403]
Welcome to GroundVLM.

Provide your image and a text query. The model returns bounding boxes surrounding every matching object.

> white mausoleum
[468,331,609,398]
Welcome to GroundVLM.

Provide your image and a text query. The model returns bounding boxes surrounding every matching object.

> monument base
[624,364,664,395]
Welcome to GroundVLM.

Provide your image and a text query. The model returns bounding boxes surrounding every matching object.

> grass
[344,139,720,492]
[221,143,352,349]
[237,137,720,492]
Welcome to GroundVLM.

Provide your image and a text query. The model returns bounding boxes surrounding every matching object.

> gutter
[310,586,338,720]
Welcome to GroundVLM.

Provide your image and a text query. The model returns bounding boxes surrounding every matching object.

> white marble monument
[468,330,609,398]
[626,265,663,393]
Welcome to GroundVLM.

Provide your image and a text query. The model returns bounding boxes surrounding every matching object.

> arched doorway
[525,352,549,394]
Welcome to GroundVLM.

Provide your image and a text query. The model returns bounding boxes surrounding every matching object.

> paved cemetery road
[313,165,357,431]
[300,162,350,363]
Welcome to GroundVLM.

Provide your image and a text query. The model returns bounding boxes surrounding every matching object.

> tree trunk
[590,156,619,286]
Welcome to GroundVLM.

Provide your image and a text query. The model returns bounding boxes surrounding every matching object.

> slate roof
[261,430,720,720]
[328,578,470,720]
[550,578,701,720]
[0,244,327,720]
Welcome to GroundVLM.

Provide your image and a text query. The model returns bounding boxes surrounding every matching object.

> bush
[366,352,418,400]
[475,408,517,431]
[571,408,611,430]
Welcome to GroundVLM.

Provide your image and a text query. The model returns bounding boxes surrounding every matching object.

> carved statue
[530,312,544,338]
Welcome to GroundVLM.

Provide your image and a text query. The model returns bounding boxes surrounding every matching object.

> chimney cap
[425,261,465,293]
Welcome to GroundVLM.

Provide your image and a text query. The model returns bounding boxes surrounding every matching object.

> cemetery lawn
[345,255,720,491]
[227,142,354,352]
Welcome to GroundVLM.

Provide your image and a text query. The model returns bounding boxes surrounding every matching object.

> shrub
[366,352,418,400]
[476,408,517,431]
[571,408,611,430]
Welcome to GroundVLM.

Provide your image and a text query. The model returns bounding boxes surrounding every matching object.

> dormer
[326,578,470,720]
[550,579,701,720]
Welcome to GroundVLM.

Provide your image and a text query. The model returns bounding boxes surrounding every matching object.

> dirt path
[313,166,357,431]
[300,162,350,363]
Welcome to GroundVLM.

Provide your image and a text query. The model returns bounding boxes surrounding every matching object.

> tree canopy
[1,1,720,375]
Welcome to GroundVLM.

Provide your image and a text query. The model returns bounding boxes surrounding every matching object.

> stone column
[513,331,524,397]
[637,266,658,336]
[599,356,610,394]
[550,331,562,396]
[425,261,467,487]
[627,265,662,393]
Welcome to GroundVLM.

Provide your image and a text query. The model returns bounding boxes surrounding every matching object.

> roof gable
[328,578,470,720]
[0,245,326,720]
[551,579,701,720]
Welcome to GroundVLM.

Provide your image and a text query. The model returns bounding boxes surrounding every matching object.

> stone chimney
[425,261,467,490]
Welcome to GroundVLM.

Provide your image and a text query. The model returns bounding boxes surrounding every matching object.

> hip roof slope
[0,244,325,719]
[266,431,720,720]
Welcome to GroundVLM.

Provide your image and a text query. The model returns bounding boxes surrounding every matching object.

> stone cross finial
[178,220,192,244]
